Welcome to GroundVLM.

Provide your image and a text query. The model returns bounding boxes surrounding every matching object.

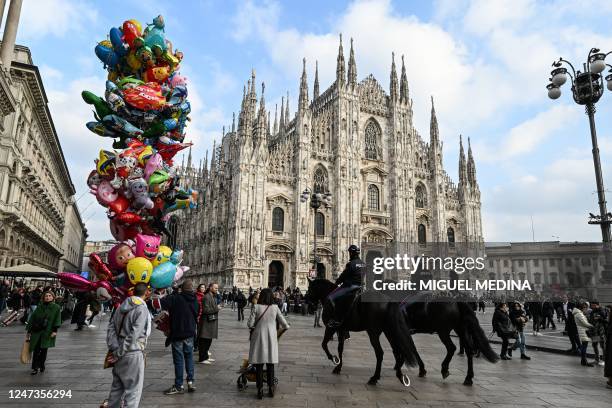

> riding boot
[266,364,275,397]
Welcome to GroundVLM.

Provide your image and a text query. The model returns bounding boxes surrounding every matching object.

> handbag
[206,313,218,322]
[249,305,271,340]
[20,339,31,364]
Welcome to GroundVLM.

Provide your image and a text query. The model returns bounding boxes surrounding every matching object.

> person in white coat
[247,288,289,399]
[573,301,594,367]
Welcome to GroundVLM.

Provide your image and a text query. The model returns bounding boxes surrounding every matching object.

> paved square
[0,308,609,407]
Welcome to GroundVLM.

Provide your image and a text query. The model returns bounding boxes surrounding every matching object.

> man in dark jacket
[236,290,247,321]
[565,301,581,354]
[161,279,199,395]
[527,298,543,336]
[328,245,365,328]
[508,302,531,360]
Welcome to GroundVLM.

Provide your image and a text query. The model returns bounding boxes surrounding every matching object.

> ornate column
[0,0,23,68]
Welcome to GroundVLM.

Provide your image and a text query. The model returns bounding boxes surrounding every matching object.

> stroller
[236,327,286,391]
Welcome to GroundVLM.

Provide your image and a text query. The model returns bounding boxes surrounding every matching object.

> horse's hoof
[441,370,450,379]
[331,355,340,365]
[463,378,473,386]
[401,374,411,387]
[367,377,379,385]
[418,369,427,378]
[332,366,341,375]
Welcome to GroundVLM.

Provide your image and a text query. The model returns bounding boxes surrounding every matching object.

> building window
[447,227,455,246]
[367,184,380,210]
[364,120,381,160]
[313,166,329,194]
[534,273,542,284]
[503,260,509,267]
[272,207,284,232]
[415,184,427,208]
[518,260,524,267]
[315,212,325,236]
[488,260,494,268]
[549,259,556,267]
[519,272,526,281]
[566,272,575,286]
[565,258,572,267]
[550,272,558,284]
[583,272,593,285]
[581,258,591,266]
[533,259,539,267]
[418,224,426,245]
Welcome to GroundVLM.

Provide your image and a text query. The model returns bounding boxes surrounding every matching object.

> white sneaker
[100,312,106,316]
[88,324,96,328]
[598,361,605,366]
[199,360,213,365]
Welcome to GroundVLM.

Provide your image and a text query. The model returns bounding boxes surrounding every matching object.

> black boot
[267,364,275,397]
[257,388,263,399]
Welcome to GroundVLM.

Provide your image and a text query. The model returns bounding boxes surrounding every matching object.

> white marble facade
[174,37,483,291]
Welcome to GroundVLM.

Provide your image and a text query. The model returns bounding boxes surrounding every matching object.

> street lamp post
[547,48,612,282]
[300,188,332,277]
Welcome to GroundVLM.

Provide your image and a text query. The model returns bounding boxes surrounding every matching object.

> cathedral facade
[174,37,483,290]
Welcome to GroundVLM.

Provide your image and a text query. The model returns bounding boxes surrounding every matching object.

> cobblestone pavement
[0,307,610,407]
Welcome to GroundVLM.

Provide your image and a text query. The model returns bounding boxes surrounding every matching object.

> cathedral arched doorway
[268,260,284,289]
[365,250,384,285]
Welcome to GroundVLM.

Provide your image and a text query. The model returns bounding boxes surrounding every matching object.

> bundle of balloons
[59,15,196,304]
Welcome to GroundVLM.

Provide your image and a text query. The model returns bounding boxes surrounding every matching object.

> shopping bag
[20,340,31,364]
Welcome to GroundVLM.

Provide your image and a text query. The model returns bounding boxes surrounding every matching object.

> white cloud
[20,0,98,40]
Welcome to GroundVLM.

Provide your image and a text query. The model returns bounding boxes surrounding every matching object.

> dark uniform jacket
[335,257,366,287]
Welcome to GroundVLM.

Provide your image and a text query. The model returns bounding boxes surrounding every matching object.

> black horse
[402,295,498,385]
[306,278,417,386]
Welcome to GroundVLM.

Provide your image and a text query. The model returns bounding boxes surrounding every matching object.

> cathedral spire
[347,38,357,88]
[459,135,467,185]
[467,137,477,185]
[273,103,278,134]
[299,58,309,112]
[249,69,257,119]
[279,96,285,134]
[400,54,409,104]
[285,91,290,125]
[336,33,345,88]
[313,60,320,100]
[187,146,192,169]
[430,96,439,145]
[231,112,236,133]
[390,52,398,102]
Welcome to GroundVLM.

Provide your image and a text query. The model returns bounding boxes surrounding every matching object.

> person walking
[565,301,581,354]
[587,300,607,366]
[161,280,199,395]
[236,289,247,322]
[573,301,595,367]
[508,302,531,360]
[248,288,290,399]
[527,298,543,336]
[105,283,151,408]
[492,302,516,360]
[26,291,61,375]
[0,280,9,316]
[542,300,556,330]
[198,282,220,364]
[314,300,323,328]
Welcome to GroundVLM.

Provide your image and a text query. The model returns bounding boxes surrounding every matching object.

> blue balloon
[109,27,127,57]
[95,43,119,68]
[150,262,177,289]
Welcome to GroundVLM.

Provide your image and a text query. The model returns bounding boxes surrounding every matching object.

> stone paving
[0,307,610,407]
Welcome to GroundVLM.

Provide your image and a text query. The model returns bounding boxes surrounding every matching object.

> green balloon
[82,90,113,119]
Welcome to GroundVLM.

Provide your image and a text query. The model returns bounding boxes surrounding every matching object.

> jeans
[238,307,244,321]
[171,338,194,388]
[512,331,526,354]
[580,341,589,363]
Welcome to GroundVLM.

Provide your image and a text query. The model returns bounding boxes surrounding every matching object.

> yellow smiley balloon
[152,245,172,267]
[127,257,153,285]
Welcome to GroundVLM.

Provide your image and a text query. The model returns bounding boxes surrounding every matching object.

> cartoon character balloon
[126,257,153,285]
[135,233,161,260]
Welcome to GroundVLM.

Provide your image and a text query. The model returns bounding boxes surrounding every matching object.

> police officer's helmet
[347,245,360,254]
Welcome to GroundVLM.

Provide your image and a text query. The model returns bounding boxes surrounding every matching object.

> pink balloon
[173,266,188,282]
[58,272,93,292]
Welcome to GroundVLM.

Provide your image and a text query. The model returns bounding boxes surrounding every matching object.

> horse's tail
[386,303,418,367]
[457,302,498,363]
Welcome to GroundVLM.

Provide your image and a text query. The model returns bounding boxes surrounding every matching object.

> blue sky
[10,0,612,242]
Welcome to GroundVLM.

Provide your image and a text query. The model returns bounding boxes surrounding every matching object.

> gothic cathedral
[174,36,483,290]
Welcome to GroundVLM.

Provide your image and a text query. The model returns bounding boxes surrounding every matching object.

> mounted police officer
[328,245,366,328]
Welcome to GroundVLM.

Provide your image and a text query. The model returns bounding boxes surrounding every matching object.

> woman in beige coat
[572,302,594,367]
[247,288,289,399]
